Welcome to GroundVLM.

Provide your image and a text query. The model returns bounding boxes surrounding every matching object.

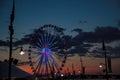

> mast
[102,40,109,80]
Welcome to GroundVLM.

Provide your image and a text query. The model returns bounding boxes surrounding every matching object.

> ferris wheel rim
[28,24,68,77]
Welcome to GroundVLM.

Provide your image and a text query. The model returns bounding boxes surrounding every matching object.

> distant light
[20,51,25,55]
[99,65,102,68]
[61,74,64,77]
[70,73,73,75]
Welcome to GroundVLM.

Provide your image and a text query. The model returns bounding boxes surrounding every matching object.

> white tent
[0,62,31,79]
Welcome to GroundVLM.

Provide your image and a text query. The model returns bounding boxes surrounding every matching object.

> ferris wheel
[28,24,67,78]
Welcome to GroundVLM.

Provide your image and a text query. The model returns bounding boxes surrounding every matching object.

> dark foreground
[2,74,120,80]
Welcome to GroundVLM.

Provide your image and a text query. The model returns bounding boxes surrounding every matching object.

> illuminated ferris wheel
[28,24,67,78]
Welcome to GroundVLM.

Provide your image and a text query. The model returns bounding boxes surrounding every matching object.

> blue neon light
[42,48,51,54]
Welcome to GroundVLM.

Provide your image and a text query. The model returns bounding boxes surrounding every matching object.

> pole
[107,57,112,73]
[72,63,75,79]
[8,0,15,80]
[80,56,84,80]
[80,56,83,73]
[102,40,109,80]
[104,50,108,80]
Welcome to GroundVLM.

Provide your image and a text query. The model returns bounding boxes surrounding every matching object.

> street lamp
[99,63,105,68]
[20,47,25,55]
[12,46,25,55]
[99,63,105,74]
[99,64,102,68]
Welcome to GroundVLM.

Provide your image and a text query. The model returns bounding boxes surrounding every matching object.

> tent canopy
[0,62,31,78]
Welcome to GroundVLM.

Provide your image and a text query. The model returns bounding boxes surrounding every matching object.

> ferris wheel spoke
[45,57,49,75]
[37,38,43,49]
[46,32,49,44]
[34,61,41,74]
[44,30,49,45]
[49,55,57,72]
[41,56,47,72]
[54,62,59,72]
[40,63,45,75]
[50,37,57,45]
[47,33,52,44]
[38,33,44,47]
[50,47,59,52]
[31,47,42,54]
[41,55,49,75]
[41,36,44,46]
[34,55,43,74]
[36,63,42,75]
[44,32,49,44]
[49,55,59,73]
[51,59,59,73]
[44,31,47,44]
[51,52,63,62]
[48,30,57,45]
[47,59,53,74]
[43,32,46,44]
[35,42,42,49]
[44,55,49,76]
[31,49,42,54]
[45,63,49,76]
[41,32,46,45]
[49,41,58,49]
[34,39,43,50]
[46,55,54,71]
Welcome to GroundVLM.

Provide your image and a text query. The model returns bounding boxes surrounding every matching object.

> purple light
[42,48,51,54]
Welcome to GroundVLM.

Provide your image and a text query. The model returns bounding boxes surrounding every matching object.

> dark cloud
[71,28,82,34]
[94,26,120,42]
[71,26,120,58]
[0,40,9,46]
[72,26,120,43]
[69,45,88,56]
[90,45,120,58]
[13,37,30,47]
[1,26,120,58]
[108,46,120,58]
[117,20,120,27]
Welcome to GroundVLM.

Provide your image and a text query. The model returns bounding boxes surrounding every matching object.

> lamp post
[8,0,15,80]
[8,46,24,80]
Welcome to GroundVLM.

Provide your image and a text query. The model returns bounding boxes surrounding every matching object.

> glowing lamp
[20,47,25,55]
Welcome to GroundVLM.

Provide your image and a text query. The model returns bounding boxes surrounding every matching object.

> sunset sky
[0,0,120,75]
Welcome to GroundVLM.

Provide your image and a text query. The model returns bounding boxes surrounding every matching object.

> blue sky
[0,0,120,40]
